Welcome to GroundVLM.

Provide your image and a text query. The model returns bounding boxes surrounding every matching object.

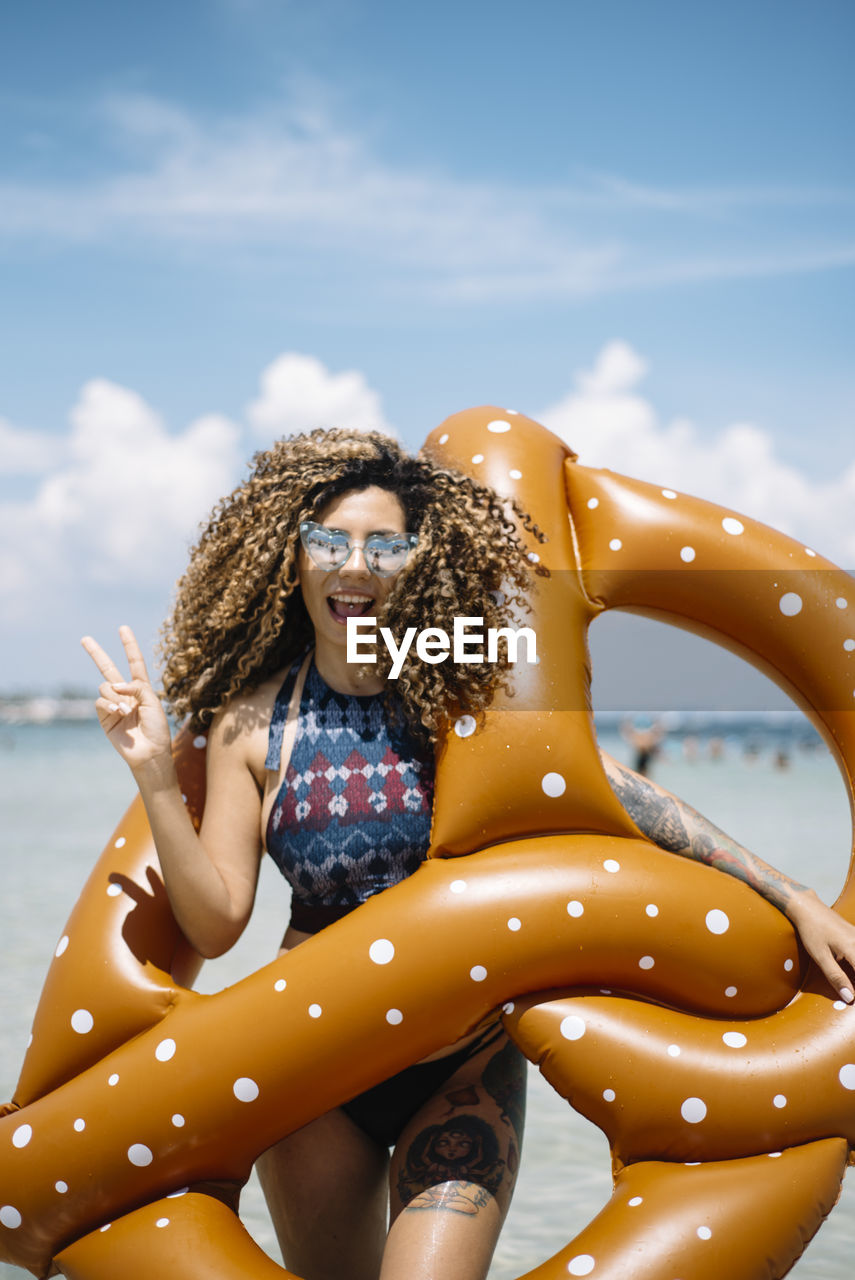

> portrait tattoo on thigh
[397,1114,506,1208]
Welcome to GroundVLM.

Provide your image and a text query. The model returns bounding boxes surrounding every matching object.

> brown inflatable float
[1,407,853,1279]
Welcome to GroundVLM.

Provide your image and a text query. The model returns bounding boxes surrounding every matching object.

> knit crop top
[264,656,434,909]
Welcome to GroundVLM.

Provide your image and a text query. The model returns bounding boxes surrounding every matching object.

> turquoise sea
[1,719,854,1279]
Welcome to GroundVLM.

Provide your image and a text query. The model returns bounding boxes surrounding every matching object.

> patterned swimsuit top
[264,655,435,908]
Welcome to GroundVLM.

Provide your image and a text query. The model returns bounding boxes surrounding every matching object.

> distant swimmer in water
[620,718,664,777]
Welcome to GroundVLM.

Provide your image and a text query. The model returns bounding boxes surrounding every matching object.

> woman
[83,427,855,1280]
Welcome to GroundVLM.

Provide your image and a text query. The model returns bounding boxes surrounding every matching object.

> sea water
[1,720,854,1279]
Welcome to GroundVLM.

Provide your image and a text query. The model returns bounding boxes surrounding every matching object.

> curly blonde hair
[160,428,543,743]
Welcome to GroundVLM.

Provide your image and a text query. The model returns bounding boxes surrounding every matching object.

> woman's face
[296,486,409,654]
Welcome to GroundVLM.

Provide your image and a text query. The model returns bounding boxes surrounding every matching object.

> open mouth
[327,593,376,624]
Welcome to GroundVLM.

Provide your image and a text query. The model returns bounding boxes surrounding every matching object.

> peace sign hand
[81,626,174,778]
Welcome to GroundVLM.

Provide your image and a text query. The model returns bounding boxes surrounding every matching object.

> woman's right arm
[82,626,263,959]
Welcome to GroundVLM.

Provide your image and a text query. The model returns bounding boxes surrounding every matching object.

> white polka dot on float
[697,1225,712,1240]
[839,1064,855,1090]
[725,985,738,997]
[628,1196,643,1207]
[567,900,584,917]
[645,903,659,917]
[603,1088,616,1102]
[114,836,126,849]
[667,1044,680,1057]
[837,598,849,610]
[171,1114,185,1127]
[71,1009,94,1034]
[155,1217,170,1228]
[274,978,287,992]
[722,517,744,536]
[567,1255,595,1276]
[108,1073,119,1086]
[487,419,512,433]
[609,538,622,551]
[639,955,655,970]
[662,489,677,499]
[193,735,206,749]
[680,546,696,562]
[233,1077,260,1102]
[12,1125,32,1148]
[681,1097,707,1124]
[0,1206,22,1229]
[603,859,620,873]
[127,1143,153,1167]
[587,497,599,509]
[542,772,566,797]
[439,433,449,445]
[55,1181,68,1194]
[369,939,395,965]
[55,935,70,957]
[386,1009,403,1025]
[106,883,122,897]
[779,593,803,617]
[705,909,729,935]
[73,1118,85,1133]
[454,715,476,738]
[509,469,522,480]
[773,1094,787,1108]
[308,1004,322,1019]
[470,965,488,982]
[471,454,484,464]
[722,1031,747,1048]
[450,879,467,894]
[155,1038,176,1062]
[560,1015,586,1041]
[507,917,522,931]
[844,639,855,652]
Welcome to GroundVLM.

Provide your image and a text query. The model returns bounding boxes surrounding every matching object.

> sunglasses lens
[365,537,413,576]
[303,527,347,568]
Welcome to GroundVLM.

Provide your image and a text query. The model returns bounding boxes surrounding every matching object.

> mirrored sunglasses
[299,522,418,577]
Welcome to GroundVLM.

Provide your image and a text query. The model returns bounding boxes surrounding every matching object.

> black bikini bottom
[287,899,505,1147]
[340,1023,504,1149]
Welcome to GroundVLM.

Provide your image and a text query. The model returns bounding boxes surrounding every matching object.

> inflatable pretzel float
[2,407,854,1280]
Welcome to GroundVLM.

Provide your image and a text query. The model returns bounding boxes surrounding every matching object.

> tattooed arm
[601,751,855,1004]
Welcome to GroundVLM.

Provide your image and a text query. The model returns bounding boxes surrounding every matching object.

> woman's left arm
[601,751,855,1004]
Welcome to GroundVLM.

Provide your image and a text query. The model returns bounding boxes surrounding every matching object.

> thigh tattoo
[397,1114,506,1208]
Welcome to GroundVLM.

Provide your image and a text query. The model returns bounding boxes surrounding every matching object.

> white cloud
[0,352,395,653]
[0,381,243,631]
[1,90,852,302]
[247,353,395,439]
[0,417,62,474]
[541,341,855,568]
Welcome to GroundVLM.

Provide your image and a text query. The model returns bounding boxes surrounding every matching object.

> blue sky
[1,0,853,701]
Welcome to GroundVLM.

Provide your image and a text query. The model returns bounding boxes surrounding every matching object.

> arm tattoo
[607,759,808,914]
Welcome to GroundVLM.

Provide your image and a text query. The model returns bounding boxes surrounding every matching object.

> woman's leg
[381,1031,527,1280]
[257,1107,390,1280]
